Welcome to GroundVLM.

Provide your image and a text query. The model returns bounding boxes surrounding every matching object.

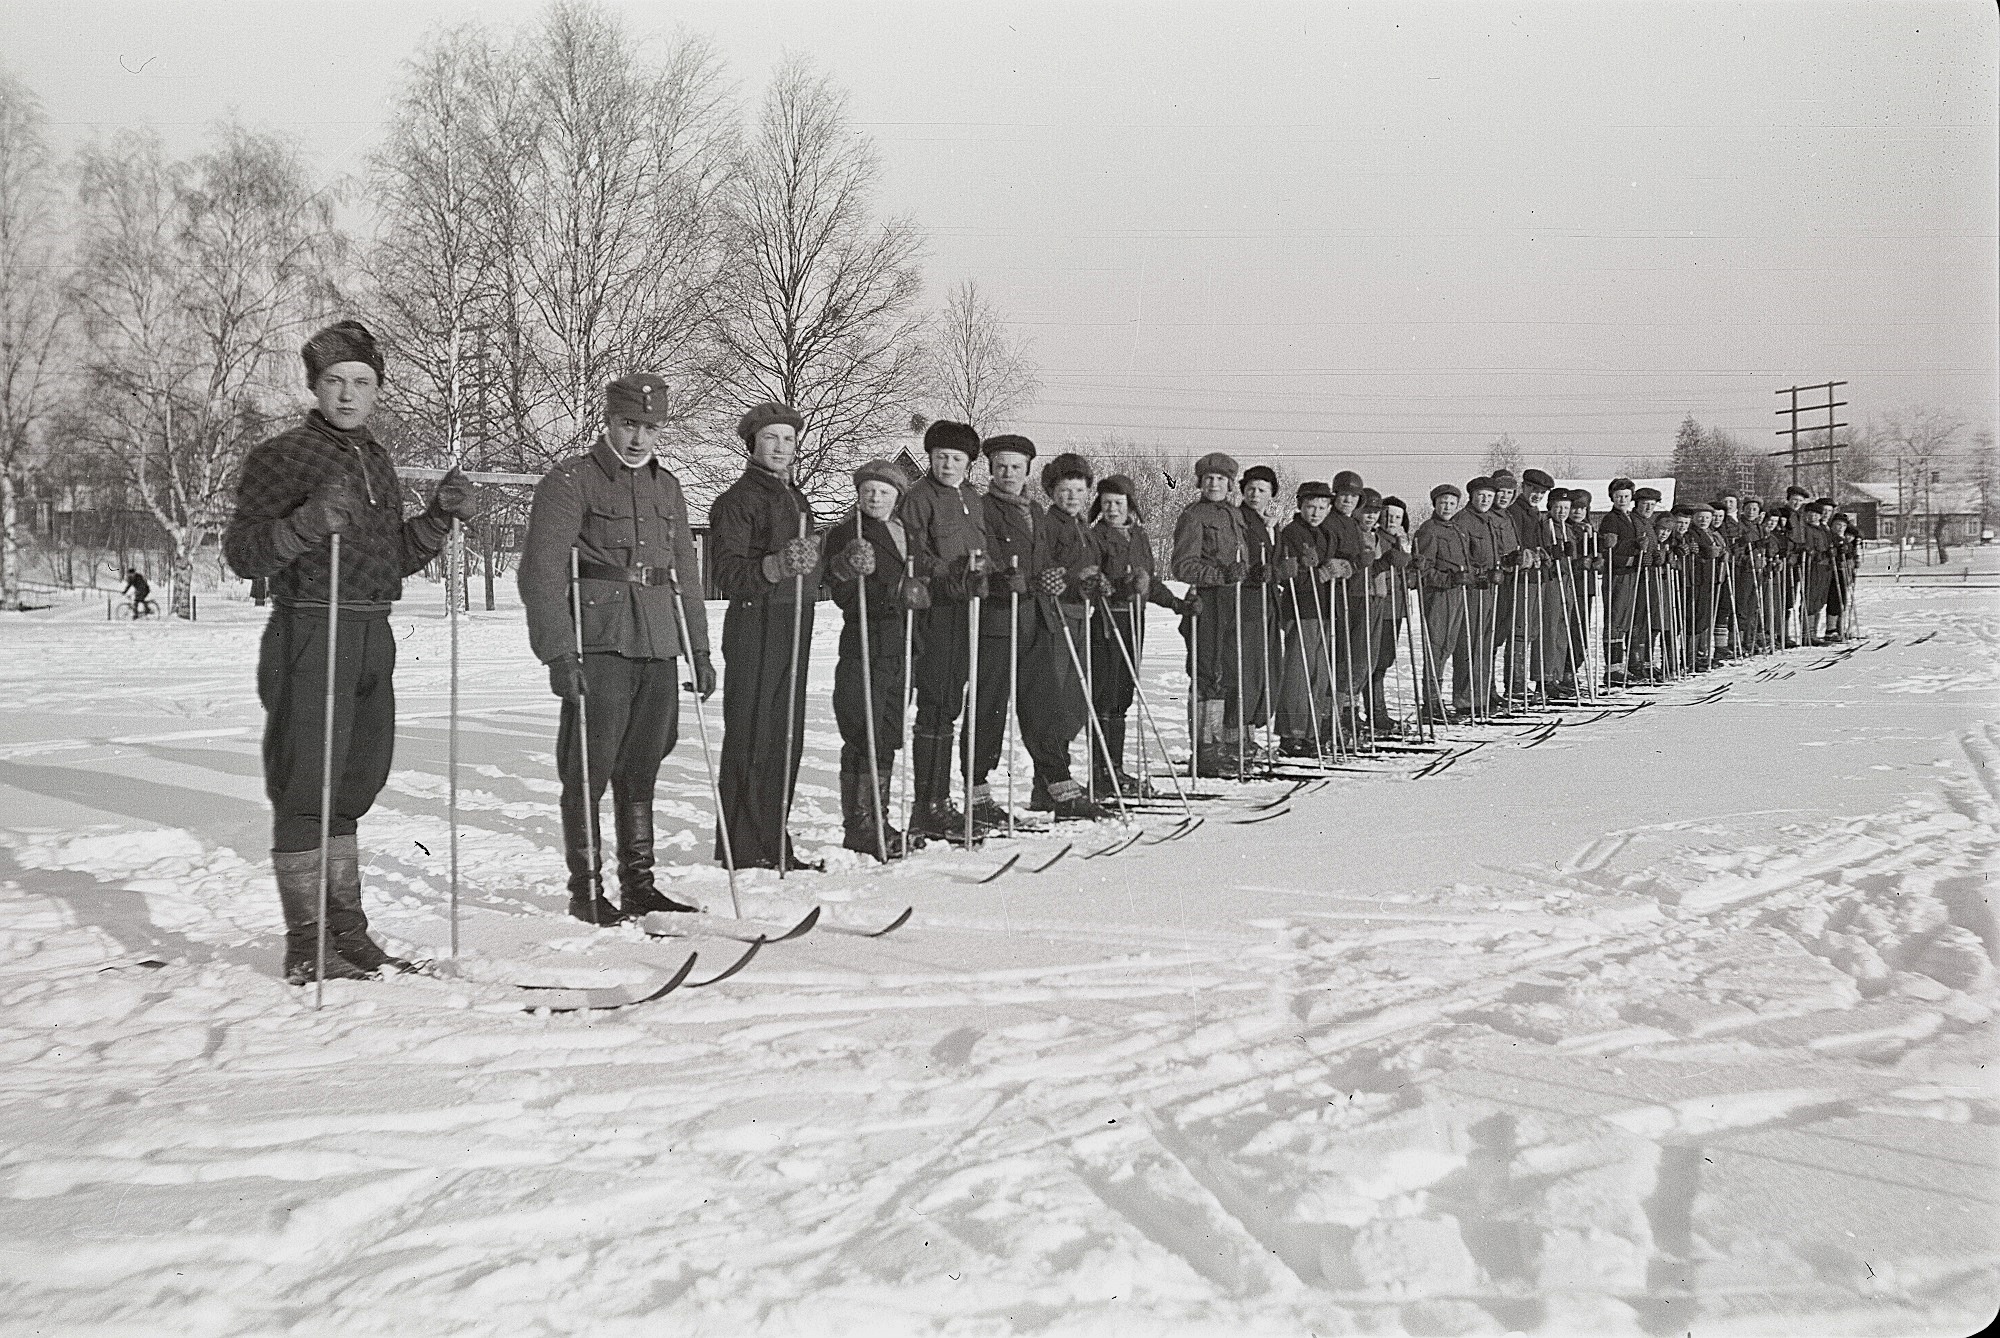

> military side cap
[736,400,803,443]
[924,419,980,458]
[1298,480,1335,502]
[1241,464,1279,490]
[983,433,1036,461]
[1633,486,1663,502]
[1429,482,1463,502]
[1521,468,1555,490]
[1194,451,1240,481]
[607,373,671,424]
[853,458,908,494]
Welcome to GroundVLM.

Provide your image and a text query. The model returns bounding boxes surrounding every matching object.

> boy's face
[1550,500,1572,524]
[857,480,899,521]
[749,423,797,476]
[1241,479,1273,509]
[314,362,380,431]
[1431,493,1461,522]
[987,451,1029,496]
[1301,497,1333,525]
[1610,490,1633,513]
[1468,489,1495,513]
[606,413,665,465]
[1334,491,1359,516]
[1199,473,1232,504]
[930,449,970,488]
[1052,477,1090,516]
[1098,492,1131,526]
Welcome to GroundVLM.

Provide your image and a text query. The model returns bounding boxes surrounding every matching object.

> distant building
[1843,481,1984,547]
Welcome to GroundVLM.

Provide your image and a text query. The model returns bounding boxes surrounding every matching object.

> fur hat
[1546,487,1572,507]
[736,401,804,444]
[302,320,384,386]
[983,433,1036,462]
[923,419,981,459]
[1570,488,1594,508]
[1429,482,1463,503]
[1520,468,1554,491]
[1092,473,1143,522]
[852,458,908,495]
[1380,494,1409,517]
[1297,480,1335,503]
[1041,451,1093,494]
[1193,451,1239,482]
[1608,477,1636,496]
[1241,464,1279,491]
[1489,469,1518,489]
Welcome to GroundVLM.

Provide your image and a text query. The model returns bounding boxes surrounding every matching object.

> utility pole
[1772,381,1847,497]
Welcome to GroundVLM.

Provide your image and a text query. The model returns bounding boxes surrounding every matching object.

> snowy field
[1,563,1996,1338]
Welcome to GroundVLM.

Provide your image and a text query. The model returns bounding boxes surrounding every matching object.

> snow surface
[1,563,1996,1337]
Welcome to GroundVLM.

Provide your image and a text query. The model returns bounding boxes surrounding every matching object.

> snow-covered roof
[1844,480,1983,512]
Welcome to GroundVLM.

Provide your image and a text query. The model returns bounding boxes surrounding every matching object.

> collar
[590,435,657,479]
[306,409,376,450]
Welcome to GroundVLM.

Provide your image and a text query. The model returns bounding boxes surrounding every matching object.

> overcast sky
[4,0,1994,500]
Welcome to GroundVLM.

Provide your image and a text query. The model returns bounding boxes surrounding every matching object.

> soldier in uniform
[966,433,1040,830]
[519,373,711,924]
[1412,484,1471,722]
[899,421,991,839]
[225,320,478,980]
[824,459,913,861]
[1172,452,1249,776]
[710,402,820,871]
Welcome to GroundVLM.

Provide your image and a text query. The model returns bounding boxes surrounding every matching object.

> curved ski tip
[961,854,1021,885]
[688,939,761,988]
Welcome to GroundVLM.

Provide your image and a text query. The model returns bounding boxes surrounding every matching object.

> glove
[1521,549,1540,569]
[288,479,365,544]
[1244,561,1267,584]
[1296,549,1320,571]
[428,467,478,522]
[1221,559,1248,584]
[1077,567,1112,600]
[1274,556,1299,583]
[780,535,819,578]
[1325,558,1355,580]
[548,654,587,702]
[687,651,716,701]
[997,567,1031,595]
[1128,569,1151,601]
[830,538,876,581]
[1036,566,1069,596]
[900,576,932,611]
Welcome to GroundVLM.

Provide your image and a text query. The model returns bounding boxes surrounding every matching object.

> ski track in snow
[1,580,1996,1337]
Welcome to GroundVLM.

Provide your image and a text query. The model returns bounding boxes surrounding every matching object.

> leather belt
[577,561,674,587]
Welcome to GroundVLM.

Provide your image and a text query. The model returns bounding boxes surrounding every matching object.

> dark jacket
[224,409,449,609]
[710,464,817,606]
[980,488,1042,634]
[1278,516,1334,619]
[1035,505,1098,623]
[1597,508,1648,572]
[518,436,709,664]
[824,510,909,628]
[897,474,987,601]
[1171,498,1246,586]
[1413,515,1470,589]
[1093,520,1182,612]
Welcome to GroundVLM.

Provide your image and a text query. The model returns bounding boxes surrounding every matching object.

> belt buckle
[643,566,669,588]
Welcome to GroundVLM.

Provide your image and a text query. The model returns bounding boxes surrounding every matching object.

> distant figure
[1934,515,1950,565]
[121,568,152,614]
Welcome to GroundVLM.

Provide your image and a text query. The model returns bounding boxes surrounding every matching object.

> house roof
[1845,480,1983,512]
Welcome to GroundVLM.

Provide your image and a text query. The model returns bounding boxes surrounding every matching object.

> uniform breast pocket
[583,500,637,553]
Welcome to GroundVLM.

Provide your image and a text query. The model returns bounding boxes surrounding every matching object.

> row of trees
[0,1,1043,610]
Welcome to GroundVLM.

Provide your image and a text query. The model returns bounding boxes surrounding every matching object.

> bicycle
[116,597,159,619]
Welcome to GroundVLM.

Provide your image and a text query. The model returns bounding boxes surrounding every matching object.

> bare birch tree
[926,278,1040,434]
[71,125,344,615]
[708,55,927,508]
[0,70,70,609]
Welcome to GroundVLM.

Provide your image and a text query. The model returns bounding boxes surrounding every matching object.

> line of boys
[238,331,1871,978]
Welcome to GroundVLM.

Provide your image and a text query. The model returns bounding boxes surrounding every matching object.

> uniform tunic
[709,465,817,867]
[518,438,712,889]
[223,409,451,852]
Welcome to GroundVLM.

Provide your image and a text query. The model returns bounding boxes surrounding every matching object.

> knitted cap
[737,401,804,444]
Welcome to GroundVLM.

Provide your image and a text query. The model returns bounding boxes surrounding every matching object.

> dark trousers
[972,608,1088,788]
[834,613,904,775]
[913,603,972,733]
[1089,602,1141,719]
[259,608,397,853]
[718,597,813,867]
[1420,587,1466,712]
[557,652,680,882]
[1452,585,1496,709]
[1183,585,1240,718]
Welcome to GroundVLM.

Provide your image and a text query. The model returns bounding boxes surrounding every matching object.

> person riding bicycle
[121,569,153,614]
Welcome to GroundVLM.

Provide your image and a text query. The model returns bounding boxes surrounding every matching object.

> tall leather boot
[561,790,625,926]
[875,767,907,859]
[839,766,871,854]
[325,835,413,973]
[1194,701,1239,778]
[615,799,698,916]
[908,729,966,840]
[273,847,372,985]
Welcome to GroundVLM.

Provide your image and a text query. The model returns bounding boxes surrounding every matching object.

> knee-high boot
[324,835,412,973]
[615,799,697,915]
[273,847,372,985]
